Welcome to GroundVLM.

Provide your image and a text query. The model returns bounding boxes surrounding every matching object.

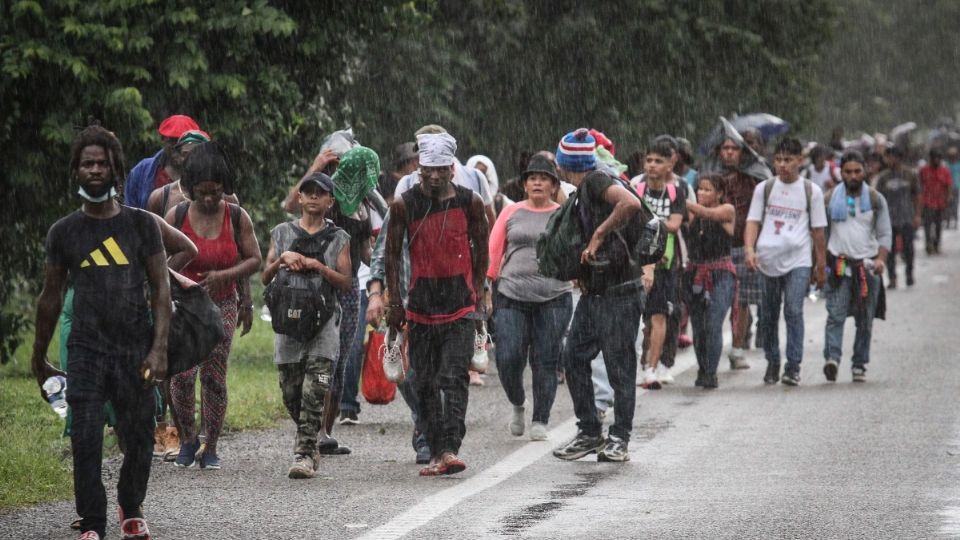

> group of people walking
[30,112,950,540]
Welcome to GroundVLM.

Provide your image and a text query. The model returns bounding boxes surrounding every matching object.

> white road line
[357,339,707,540]
[354,415,578,540]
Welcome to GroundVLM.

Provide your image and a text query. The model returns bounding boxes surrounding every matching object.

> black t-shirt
[579,171,644,293]
[46,206,164,357]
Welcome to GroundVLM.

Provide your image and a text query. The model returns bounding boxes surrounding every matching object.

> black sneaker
[553,431,605,461]
[702,373,718,389]
[694,369,706,387]
[823,359,839,382]
[597,435,630,462]
[781,368,801,386]
[339,410,360,426]
[852,365,867,383]
[763,362,780,384]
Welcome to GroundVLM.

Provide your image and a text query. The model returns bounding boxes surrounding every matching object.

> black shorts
[644,267,677,317]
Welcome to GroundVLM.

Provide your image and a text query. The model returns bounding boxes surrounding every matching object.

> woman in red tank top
[164,143,261,470]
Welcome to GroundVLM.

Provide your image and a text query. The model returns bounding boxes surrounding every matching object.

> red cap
[589,129,616,156]
[158,115,200,138]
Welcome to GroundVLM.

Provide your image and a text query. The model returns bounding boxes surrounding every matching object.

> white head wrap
[417,132,457,167]
[466,155,499,194]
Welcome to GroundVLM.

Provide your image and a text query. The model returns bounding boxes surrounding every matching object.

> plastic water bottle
[807,284,819,302]
[42,375,68,419]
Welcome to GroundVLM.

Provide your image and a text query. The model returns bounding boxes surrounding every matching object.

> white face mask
[77,185,117,203]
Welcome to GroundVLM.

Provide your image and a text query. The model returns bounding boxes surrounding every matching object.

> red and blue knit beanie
[557,128,597,172]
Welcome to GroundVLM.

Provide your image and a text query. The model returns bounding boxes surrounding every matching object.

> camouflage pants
[278,356,332,455]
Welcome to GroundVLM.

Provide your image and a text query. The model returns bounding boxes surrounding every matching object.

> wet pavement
[4,229,960,539]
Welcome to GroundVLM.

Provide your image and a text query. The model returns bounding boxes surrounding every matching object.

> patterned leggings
[330,282,360,398]
[170,295,237,452]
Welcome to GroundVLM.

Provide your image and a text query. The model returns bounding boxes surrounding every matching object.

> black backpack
[167,270,226,376]
[584,174,665,269]
[263,223,341,342]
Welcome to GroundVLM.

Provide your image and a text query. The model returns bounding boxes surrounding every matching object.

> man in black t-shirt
[634,142,687,390]
[551,129,647,464]
[31,125,171,540]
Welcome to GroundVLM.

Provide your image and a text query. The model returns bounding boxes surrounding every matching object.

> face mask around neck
[77,185,117,203]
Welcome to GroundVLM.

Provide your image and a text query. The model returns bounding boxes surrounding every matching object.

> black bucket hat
[521,154,560,184]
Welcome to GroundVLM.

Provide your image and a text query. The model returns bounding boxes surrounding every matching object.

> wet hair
[810,144,833,162]
[70,123,126,188]
[774,137,803,156]
[839,150,866,168]
[181,141,236,198]
[696,172,726,196]
[884,145,904,159]
[929,148,943,161]
[646,139,676,159]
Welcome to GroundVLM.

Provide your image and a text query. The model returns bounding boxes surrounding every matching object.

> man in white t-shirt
[744,137,827,386]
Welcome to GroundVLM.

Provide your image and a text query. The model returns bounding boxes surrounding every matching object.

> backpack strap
[173,201,190,230]
[761,179,814,229]
[160,184,172,216]
[666,183,677,202]
[227,203,243,249]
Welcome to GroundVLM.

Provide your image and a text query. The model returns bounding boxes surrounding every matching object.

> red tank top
[181,204,239,301]
[402,185,477,324]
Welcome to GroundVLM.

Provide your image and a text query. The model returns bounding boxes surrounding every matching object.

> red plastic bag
[362,329,396,404]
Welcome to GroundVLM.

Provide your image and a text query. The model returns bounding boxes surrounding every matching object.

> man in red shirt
[919,148,952,254]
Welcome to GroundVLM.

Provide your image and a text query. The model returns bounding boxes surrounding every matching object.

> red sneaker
[118,507,151,540]
[677,334,693,349]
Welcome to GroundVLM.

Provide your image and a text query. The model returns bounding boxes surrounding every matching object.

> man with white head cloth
[385,131,490,476]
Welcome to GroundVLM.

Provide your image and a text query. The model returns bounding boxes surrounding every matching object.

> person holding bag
[263,172,352,479]
[165,142,261,470]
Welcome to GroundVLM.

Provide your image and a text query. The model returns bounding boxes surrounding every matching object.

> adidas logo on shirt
[79,237,130,268]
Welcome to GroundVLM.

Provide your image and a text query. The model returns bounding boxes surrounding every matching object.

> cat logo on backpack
[287,308,302,320]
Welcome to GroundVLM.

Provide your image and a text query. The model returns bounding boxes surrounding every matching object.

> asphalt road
[4,229,960,539]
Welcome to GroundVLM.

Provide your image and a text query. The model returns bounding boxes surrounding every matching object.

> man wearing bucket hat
[125,114,201,210]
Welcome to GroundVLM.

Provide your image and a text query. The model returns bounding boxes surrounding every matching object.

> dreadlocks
[69,124,127,195]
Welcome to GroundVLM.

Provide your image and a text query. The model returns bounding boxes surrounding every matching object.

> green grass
[0,280,287,510]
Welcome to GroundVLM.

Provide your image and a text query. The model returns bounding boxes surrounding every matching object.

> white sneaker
[638,367,661,389]
[529,422,548,441]
[510,405,525,436]
[656,364,674,385]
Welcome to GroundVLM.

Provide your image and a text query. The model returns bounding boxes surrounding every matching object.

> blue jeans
[339,290,368,414]
[760,267,811,371]
[494,292,572,424]
[563,289,644,442]
[687,271,736,375]
[823,271,880,366]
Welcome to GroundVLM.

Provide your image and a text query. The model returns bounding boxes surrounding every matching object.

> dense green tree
[0,0,425,362]
[348,0,837,175]
[814,0,960,139]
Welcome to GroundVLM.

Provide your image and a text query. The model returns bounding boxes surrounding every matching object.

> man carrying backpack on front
[551,128,648,463]
[744,138,827,386]
[262,172,353,479]
[821,151,891,383]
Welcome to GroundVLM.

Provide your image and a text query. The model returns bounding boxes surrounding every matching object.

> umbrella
[699,114,789,155]
[730,113,790,141]
[699,117,773,182]
[889,121,917,141]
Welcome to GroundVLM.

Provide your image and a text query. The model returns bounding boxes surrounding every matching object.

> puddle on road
[495,418,676,536]
[497,471,605,537]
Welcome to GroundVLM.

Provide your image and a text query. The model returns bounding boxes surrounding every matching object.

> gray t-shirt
[269,220,351,365]
[875,168,919,227]
[487,202,572,303]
